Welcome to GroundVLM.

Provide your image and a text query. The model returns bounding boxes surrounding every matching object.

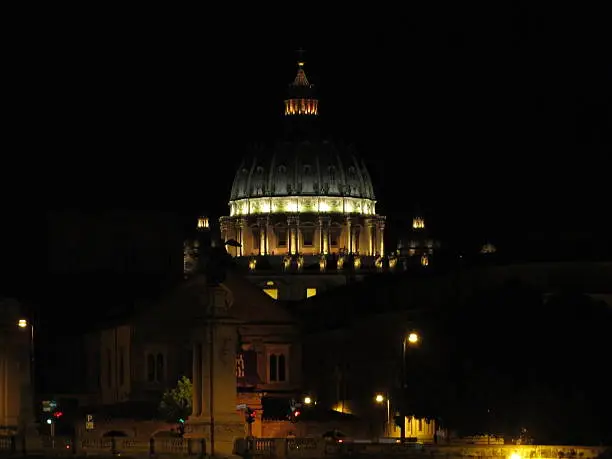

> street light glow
[375,394,384,403]
[407,332,419,344]
[303,396,312,405]
[18,319,28,328]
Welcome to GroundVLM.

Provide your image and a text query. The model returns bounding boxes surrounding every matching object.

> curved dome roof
[229,140,376,203]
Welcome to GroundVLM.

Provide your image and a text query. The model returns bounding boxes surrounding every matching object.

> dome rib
[229,141,376,204]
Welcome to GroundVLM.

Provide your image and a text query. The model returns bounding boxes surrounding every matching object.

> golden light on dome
[413,217,425,229]
[197,217,209,229]
[229,197,376,217]
[421,254,429,266]
[298,61,304,67]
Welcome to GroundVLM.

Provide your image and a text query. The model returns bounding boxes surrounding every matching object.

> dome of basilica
[228,140,377,217]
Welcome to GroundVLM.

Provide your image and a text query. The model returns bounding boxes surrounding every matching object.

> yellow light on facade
[18,319,28,328]
[375,394,384,403]
[197,217,209,229]
[263,288,278,300]
[303,396,312,405]
[306,288,317,298]
[509,453,521,459]
[407,332,419,344]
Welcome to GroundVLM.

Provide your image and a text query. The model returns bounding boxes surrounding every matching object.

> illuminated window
[197,217,209,229]
[412,217,425,229]
[263,288,278,300]
[421,255,429,267]
[306,288,317,298]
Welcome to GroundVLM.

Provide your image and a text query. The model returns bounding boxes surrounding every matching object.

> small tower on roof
[284,49,318,117]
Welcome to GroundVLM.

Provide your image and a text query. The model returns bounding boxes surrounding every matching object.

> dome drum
[229,196,376,217]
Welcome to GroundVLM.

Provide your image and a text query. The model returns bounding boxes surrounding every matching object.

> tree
[159,376,192,435]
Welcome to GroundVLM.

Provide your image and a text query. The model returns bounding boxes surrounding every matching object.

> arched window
[328,166,336,182]
[156,353,165,382]
[147,354,156,382]
[269,354,278,382]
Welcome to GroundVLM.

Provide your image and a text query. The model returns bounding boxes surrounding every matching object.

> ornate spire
[284,51,318,117]
[292,63,310,87]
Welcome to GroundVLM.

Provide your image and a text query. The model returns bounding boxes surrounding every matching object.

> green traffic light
[178,418,185,423]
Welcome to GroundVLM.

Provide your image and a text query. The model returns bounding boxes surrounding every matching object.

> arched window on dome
[301,224,315,247]
[303,165,312,175]
[275,226,287,248]
[278,165,287,174]
[347,166,356,178]
[330,225,341,247]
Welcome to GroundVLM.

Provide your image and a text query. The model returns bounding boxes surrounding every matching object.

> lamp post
[375,393,390,437]
[17,319,35,427]
[401,331,420,442]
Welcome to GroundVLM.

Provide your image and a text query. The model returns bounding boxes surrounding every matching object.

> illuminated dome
[220,56,387,265]
[229,141,376,216]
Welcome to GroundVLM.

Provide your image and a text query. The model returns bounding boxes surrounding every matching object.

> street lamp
[303,396,312,406]
[375,393,391,437]
[17,319,35,426]
[401,331,421,442]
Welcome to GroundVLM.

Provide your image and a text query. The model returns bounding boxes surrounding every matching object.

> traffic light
[53,411,63,419]
[245,408,256,424]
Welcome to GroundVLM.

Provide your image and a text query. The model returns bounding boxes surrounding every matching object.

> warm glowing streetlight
[303,396,312,405]
[407,332,419,344]
[375,393,391,436]
[18,319,28,328]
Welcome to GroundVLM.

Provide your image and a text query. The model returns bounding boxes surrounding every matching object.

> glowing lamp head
[303,396,312,405]
[407,332,419,344]
[375,394,384,403]
[18,319,28,328]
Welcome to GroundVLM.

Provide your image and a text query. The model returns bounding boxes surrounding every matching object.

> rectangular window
[330,228,340,246]
[306,288,317,298]
[147,354,156,382]
[267,346,289,383]
[252,229,260,249]
[277,228,287,247]
[302,228,314,246]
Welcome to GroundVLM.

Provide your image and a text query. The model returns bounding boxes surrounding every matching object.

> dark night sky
[2,7,611,281]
